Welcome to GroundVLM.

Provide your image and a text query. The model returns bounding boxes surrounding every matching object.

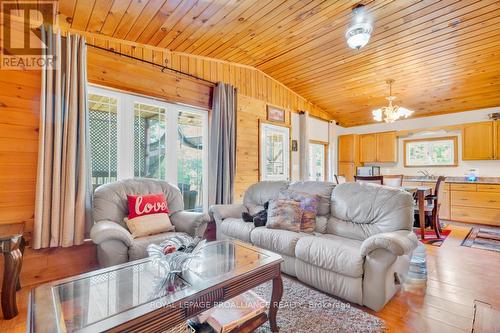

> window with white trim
[309,141,328,181]
[88,85,208,211]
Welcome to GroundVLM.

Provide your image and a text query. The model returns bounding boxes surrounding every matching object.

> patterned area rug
[462,226,500,253]
[253,276,386,333]
[413,229,452,247]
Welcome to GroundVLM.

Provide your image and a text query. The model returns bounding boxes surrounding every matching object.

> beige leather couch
[210,181,418,311]
[90,178,209,268]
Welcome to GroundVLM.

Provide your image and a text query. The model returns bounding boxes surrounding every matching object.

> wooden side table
[0,223,25,319]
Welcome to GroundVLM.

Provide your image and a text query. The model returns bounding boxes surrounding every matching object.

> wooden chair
[383,174,403,187]
[334,175,346,184]
[413,176,445,238]
[354,175,384,185]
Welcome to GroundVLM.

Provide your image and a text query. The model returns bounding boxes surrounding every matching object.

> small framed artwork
[291,139,298,152]
[266,105,286,123]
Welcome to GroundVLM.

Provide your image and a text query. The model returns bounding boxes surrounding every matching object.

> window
[404,136,458,167]
[259,122,290,181]
[309,141,328,181]
[88,86,208,211]
[89,93,118,191]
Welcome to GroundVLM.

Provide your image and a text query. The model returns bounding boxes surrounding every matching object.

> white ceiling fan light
[345,4,373,50]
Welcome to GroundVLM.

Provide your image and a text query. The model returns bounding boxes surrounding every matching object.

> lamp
[345,4,373,50]
[372,80,414,123]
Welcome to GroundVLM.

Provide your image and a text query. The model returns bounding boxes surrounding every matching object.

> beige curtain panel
[34,26,92,249]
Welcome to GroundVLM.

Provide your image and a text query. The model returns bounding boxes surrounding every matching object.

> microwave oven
[356,166,381,176]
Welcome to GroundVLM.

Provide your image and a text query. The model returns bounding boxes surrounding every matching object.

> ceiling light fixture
[345,4,373,50]
[372,80,414,123]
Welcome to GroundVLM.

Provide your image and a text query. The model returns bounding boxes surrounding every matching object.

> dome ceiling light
[345,4,373,50]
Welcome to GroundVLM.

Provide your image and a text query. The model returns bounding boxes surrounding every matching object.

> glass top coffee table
[28,239,284,333]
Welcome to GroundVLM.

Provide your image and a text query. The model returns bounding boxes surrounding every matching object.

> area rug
[462,226,500,253]
[413,229,451,247]
[252,276,386,333]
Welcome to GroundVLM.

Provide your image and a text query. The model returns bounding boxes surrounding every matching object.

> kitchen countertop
[403,176,500,185]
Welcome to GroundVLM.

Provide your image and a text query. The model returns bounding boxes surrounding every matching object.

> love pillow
[127,193,169,220]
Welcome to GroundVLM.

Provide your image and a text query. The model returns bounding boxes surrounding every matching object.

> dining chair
[413,176,446,237]
[354,175,384,185]
[334,175,346,184]
[383,174,404,187]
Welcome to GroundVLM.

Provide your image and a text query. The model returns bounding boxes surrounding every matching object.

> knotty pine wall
[0,26,328,287]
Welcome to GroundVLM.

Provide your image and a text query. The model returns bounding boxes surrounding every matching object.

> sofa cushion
[288,181,335,216]
[295,234,364,278]
[330,182,414,239]
[218,218,255,243]
[243,181,289,215]
[128,231,188,261]
[251,227,307,257]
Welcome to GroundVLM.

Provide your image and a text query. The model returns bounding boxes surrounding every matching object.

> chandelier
[345,4,373,50]
[372,80,414,123]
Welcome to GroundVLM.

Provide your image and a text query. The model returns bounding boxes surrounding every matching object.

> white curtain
[34,26,91,249]
[299,111,310,181]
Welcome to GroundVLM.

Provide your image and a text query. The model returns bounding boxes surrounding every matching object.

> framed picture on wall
[259,121,290,181]
[404,136,458,167]
[266,105,286,123]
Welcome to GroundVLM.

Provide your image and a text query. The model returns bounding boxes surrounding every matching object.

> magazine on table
[197,291,267,333]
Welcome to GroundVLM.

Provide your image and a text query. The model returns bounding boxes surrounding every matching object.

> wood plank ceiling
[55,0,500,126]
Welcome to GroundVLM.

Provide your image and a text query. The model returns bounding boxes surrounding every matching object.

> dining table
[402,185,436,240]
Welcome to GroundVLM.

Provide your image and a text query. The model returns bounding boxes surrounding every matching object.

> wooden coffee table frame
[106,262,284,333]
[28,241,284,333]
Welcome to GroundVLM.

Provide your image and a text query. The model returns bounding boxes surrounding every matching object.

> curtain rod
[87,44,217,86]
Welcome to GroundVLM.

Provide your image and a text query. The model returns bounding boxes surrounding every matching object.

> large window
[404,136,458,167]
[309,141,328,181]
[88,86,208,211]
[259,121,290,181]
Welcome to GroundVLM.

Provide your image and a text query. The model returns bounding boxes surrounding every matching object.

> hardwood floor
[1,224,498,332]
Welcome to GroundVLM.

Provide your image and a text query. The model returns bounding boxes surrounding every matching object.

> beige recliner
[90,178,209,268]
[210,181,418,311]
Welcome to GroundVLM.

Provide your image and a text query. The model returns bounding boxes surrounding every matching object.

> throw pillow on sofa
[266,199,302,232]
[278,190,319,233]
[125,193,175,238]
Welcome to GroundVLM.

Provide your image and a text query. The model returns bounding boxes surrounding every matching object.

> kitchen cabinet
[338,135,360,181]
[462,121,495,160]
[359,131,397,163]
[496,120,500,159]
[450,183,500,226]
[338,162,356,182]
[338,134,359,162]
[377,131,397,162]
[359,134,377,163]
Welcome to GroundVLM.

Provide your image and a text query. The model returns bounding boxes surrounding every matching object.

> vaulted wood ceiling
[56,0,500,126]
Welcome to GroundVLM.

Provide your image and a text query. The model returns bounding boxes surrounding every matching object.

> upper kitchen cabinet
[338,134,359,162]
[360,131,397,163]
[377,131,398,162]
[462,121,495,160]
[496,121,500,159]
[359,134,377,163]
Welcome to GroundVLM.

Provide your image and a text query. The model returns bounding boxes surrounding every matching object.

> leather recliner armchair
[90,178,209,267]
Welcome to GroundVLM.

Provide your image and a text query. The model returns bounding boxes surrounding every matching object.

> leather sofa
[210,181,418,311]
[90,178,209,267]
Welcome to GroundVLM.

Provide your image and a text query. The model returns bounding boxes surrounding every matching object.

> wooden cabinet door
[338,162,355,182]
[338,135,358,162]
[439,184,450,220]
[376,131,397,162]
[462,121,494,160]
[495,121,500,159]
[359,134,377,163]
